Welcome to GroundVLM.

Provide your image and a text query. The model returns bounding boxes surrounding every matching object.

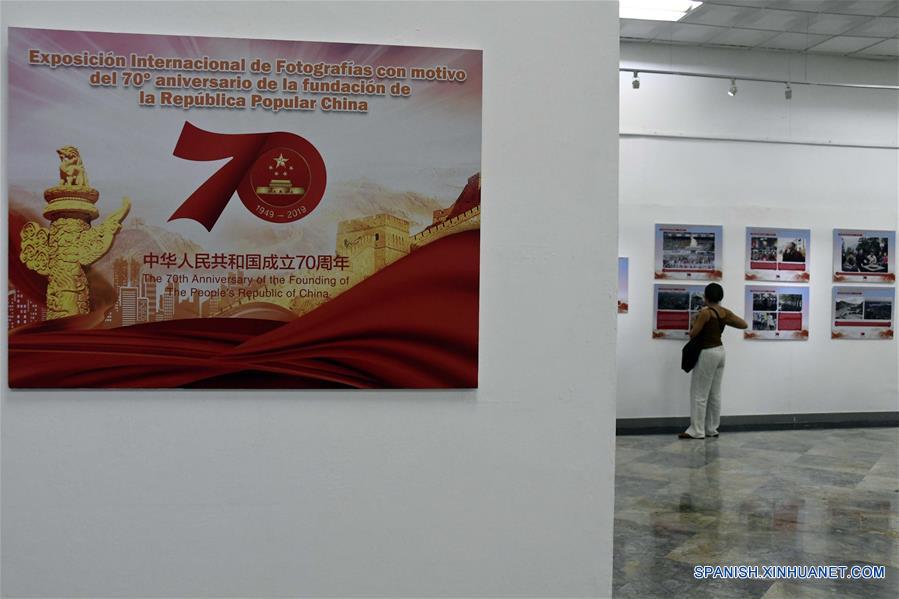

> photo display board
[832,286,895,340]
[618,257,628,314]
[745,227,811,282]
[744,285,809,340]
[833,229,895,283]
[655,224,722,280]
[7,27,483,389]
[652,284,706,339]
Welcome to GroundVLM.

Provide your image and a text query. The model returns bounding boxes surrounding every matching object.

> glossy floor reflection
[613,427,899,598]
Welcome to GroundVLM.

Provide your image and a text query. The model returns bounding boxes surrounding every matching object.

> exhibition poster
[832,287,895,340]
[743,285,809,340]
[652,284,706,339]
[832,229,895,283]
[7,28,482,388]
[618,257,628,314]
[654,224,722,280]
[745,227,810,282]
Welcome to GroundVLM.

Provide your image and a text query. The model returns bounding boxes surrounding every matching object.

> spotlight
[785,83,792,100]
[728,79,737,97]
[632,72,640,89]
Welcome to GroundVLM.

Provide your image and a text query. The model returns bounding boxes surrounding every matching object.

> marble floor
[613,427,898,598]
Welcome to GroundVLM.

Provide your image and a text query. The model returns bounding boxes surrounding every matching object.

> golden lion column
[19,146,130,319]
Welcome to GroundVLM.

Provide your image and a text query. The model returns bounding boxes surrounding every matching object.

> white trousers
[686,345,725,439]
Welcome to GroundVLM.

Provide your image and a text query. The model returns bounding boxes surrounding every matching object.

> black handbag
[681,308,723,373]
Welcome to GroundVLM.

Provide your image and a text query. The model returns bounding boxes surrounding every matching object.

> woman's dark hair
[705,283,724,303]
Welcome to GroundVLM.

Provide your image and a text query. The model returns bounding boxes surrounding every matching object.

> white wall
[0,2,620,597]
[618,42,899,419]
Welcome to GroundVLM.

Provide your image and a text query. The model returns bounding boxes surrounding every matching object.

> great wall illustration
[215,172,481,318]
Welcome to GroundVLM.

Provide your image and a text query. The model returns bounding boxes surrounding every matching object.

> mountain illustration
[218,178,448,256]
[326,179,445,227]
[92,218,204,276]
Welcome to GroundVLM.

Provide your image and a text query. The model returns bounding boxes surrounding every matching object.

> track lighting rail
[620,68,899,91]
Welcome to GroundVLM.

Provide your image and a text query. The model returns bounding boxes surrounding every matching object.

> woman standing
[680,283,747,440]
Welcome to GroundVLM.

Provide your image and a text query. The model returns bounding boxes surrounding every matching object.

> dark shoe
[708,433,719,438]
[678,432,701,440]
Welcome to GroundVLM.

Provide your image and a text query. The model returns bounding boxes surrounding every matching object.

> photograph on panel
[652,283,707,339]
[618,257,629,314]
[744,286,809,340]
[654,224,723,280]
[832,286,895,339]
[833,229,895,283]
[745,227,810,282]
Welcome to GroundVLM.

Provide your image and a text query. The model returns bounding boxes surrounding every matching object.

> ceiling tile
[806,35,885,54]
[620,19,665,40]
[758,0,895,17]
[777,0,868,13]
[706,27,777,47]
[756,31,830,50]
[790,13,872,35]
[838,1,899,17]
[701,0,774,7]
[739,9,804,31]
[619,0,898,60]
[766,0,820,8]
[855,38,899,55]
[681,4,750,27]
[844,17,899,37]
[653,23,722,43]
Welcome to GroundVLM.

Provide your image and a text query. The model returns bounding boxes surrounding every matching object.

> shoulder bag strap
[710,307,725,332]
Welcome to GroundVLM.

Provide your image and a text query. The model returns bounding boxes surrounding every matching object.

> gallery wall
[0,2,620,597]
[618,42,899,419]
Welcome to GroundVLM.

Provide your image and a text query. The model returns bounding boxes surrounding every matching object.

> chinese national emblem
[252,149,309,202]
[169,123,327,229]
[19,146,130,319]
[247,146,320,220]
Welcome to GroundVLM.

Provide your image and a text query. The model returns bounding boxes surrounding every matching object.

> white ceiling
[621,0,899,59]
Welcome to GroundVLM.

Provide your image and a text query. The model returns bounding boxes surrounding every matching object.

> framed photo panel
[7,27,483,389]
[744,285,809,340]
[618,257,628,314]
[745,227,810,282]
[652,284,706,339]
[655,224,722,280]
[833,229,895,283]
[832,287,895,340]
